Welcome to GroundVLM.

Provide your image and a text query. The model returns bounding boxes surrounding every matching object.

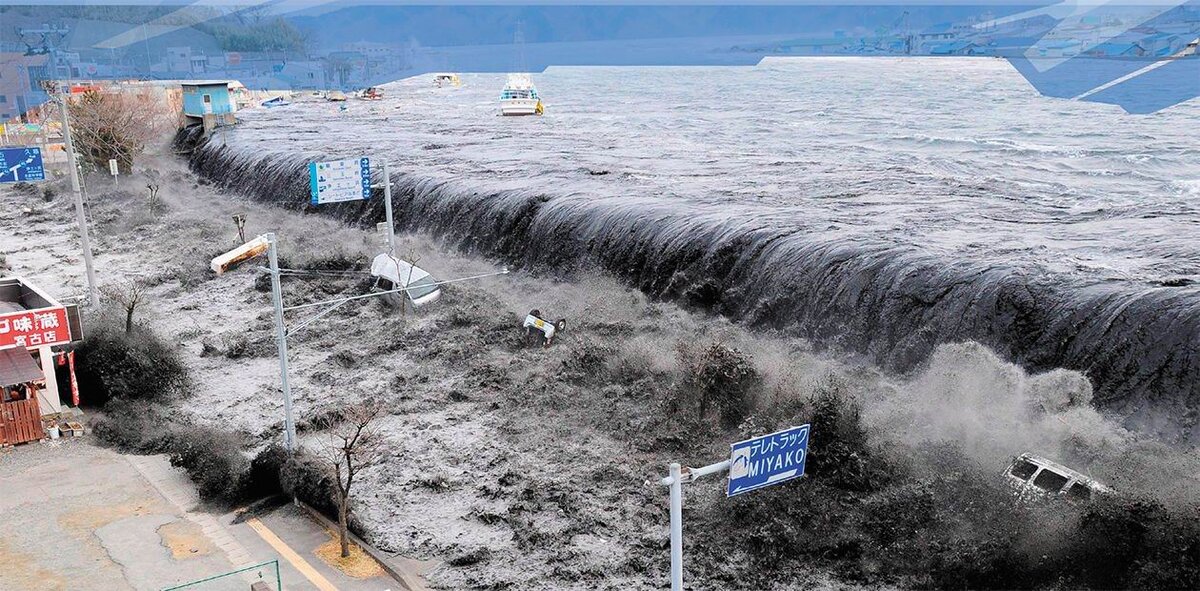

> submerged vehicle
[326,90,348,102]
[370,253,441,309]
[433,73,461,88]
[1005,453,1113,501]
[523,309,566,347]
[500,73,543,116]
[261,96,290,108]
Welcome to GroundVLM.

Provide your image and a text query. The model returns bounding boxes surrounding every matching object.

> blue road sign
[727,424,810,497]
[309,156,371,205]
[0,147,45,183]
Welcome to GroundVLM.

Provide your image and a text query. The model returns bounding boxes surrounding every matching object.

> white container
[47,426,60,439]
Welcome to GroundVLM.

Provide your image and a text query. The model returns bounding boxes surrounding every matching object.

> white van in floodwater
[1005,453,1113,502]
[370,253,441,309]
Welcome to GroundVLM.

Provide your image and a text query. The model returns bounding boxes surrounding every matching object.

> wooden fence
[0,398,44,446]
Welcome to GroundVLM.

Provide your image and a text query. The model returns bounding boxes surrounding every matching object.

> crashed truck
[370,253,441,310]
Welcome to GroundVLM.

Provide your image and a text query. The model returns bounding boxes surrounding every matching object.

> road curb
[294,499,433,591]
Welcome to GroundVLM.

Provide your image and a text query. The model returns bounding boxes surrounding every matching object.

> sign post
[659,424,810,590]
[0,147,45,182]
[108,158,118,187]
[308,155,395,255]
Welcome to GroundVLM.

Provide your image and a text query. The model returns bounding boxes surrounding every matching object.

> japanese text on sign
[0,307,71,349]
[0,147,45,183]
[727,424,810,496]
[309,157,371,205]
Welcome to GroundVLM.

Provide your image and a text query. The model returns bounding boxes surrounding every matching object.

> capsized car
[370,253,441,310]
[1005,453,1113,501]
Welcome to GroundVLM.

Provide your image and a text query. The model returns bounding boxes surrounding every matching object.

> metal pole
[382,158,395,256]
[266,233,296,452]
[59,96,99,308]
[669,462,683,591]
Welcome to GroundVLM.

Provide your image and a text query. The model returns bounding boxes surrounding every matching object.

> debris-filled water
[183,58,1200,443]
[9,124,1200,589]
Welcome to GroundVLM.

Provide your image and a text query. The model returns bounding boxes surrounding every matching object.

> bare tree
[67,89,176,174]
[100,278,148,334]
[318,399,387,558]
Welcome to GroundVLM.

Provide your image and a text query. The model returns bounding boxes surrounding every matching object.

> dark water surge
[178,60,1200,442]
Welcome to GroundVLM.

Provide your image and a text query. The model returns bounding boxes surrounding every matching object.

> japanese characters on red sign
[0,307,70,349]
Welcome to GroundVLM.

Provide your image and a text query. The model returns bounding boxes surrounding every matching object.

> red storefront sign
[0,307,70,349]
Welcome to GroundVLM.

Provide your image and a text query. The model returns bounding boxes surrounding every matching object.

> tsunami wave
[179,126,1200,444]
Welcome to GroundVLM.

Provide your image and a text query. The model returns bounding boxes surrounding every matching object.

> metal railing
[160,559,282,591]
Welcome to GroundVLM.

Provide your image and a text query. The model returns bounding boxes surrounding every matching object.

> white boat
[499,73,543,116]
[433,73,461,88]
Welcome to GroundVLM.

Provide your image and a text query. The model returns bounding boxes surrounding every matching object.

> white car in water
[370,253,441,309]
[1005,453,1113,502]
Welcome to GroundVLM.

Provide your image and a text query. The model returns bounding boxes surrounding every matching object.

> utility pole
[221,229,508,455]
[58,95,100,308]
[381,158,395,256]
[265,233,297,452]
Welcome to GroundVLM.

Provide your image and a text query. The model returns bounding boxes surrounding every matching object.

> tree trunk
[338,494,350,558]
[125,307,134,334]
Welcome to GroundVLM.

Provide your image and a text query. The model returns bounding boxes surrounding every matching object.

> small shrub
[280,452,337,516]
[166,426,248,502]
[677,341,760,428]
[241,444,289,500]
[90,399,175,453]
[74,321,189,406]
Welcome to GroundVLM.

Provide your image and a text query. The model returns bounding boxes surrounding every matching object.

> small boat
[261,96,290,108]
[359,86,384,100]
[433,73,461,88]
[500,73,543,116]
[326,90,347,102]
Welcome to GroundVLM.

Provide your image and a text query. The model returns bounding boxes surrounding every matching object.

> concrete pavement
[0,438,414,591]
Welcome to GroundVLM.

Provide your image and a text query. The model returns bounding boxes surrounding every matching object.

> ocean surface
[193,57,1200,439]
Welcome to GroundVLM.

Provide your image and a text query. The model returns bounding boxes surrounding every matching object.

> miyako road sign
[0,147,45,183]
[727,424,810,496]
[309,157,371,205]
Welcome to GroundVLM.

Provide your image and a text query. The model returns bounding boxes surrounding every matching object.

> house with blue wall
[180,80,237,136]
[181,81,236,117]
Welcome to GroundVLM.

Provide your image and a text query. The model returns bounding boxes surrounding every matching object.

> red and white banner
[0,307,70,349]
[68,350,79,406]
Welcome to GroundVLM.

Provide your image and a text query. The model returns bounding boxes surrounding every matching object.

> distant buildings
[0,53,49,122]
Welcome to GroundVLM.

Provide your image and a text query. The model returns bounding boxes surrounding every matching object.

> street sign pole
[58,96,99,308]
[668,463,683,591]
[661,459,730,591]
[381,158,395,256]
[659,424,809,589]
[265,232,296,452]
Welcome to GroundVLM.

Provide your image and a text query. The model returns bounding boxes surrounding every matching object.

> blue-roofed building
[1036,39,1082,58]
[1139,33,1182,56]
[983,36,1040,57]
[930,41,979,55]
[1084,42,1144,57]
[919,23,957,42]
[181,81,235,117]
[181,81,237,135]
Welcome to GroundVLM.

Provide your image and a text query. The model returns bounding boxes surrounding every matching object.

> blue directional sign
[727,424,810,497]
[0,147,45,183]
[309,156,371,205]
